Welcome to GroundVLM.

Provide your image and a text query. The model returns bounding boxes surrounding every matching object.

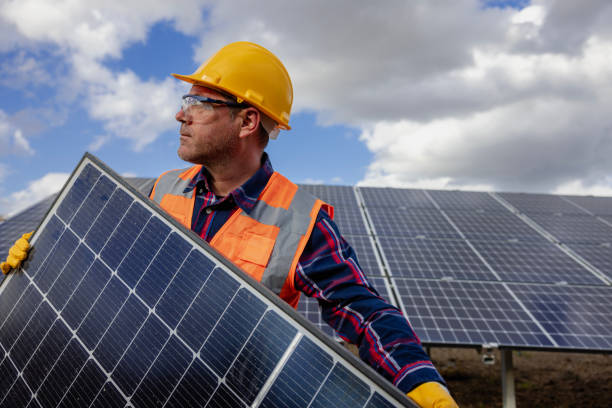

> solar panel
[299,185,369,235]
[427,190,506,212]
[507,283,612,350]
[563,195,612,216]
[338,235,382,276]
[526,213,612,245]
[0,154,414,407]
[563,243,612,281]
[359,187,435,209]
[367,208,461,240]
[470,240,605,285]
[498,192,588,215]
[298,184,360,209]
[392,278,556,348]
[443,209,547,243]
[377,236,495,281]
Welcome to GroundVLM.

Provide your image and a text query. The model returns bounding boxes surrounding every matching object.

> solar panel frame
[0,153,415,407]
[562,195,612,216]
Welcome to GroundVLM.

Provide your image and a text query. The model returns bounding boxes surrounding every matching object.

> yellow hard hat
[172,41,293,130]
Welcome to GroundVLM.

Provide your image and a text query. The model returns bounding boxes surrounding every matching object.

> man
[2,41,458,407]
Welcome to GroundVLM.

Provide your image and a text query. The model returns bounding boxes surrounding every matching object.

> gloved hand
[406,381,459,408]
[1,231,33,275]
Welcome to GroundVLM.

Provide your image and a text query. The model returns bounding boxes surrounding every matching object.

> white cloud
[0,172,68,217]
[2,0,612,196]
[0,110,36,156]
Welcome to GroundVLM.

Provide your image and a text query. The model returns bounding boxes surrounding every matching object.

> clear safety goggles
[181,94,247,112]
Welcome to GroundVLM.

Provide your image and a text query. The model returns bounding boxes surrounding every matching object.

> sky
[1,0,612,217]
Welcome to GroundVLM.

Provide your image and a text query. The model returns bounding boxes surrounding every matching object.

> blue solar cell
[136,232,192,307]
[113,314,170,396]
[1,376,31,407]
[0,358,18,402]
[177,268,241,351]
[165,357,218,407]
[77,276,130,350]
[0,284,41,350]
[117,216,170,288]
[260,336,333,408]
[206,383,248,408]
[310,363,371,407]
[11,300,55,370]
[156,249,216,328]
[62,259,111,329]
[131,335,193,407]
[47,244,95,310]
[91,382,125,408]
[59,359,107,408]
[200,288,267,377]
[100,202,151,270]
[24,215,65,279]
[33,228,79,293]
[367,392,403,408]
[85,188,132,253]
[226,310,297,404]
[56,163,100,224]
[70,175,116,238]
[37,339,89,407]
[23,319,72,392]
[94,294,149,372]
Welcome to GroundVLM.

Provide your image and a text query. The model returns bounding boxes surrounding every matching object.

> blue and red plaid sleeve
[294,210,446,393]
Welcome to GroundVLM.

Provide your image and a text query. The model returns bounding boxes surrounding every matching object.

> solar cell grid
[471,240,605,285]
[526,213,612,244]
[498,192,588,215]
[0,155,413,407]
[427,190,505,211]
[392,278,555,348]
[346,234,385,277]
[377,236,495,281]
[508,283,612,350]
[444,209,546,243]
[329,208,369,236]
[298,184,360,209]
[359,187,435,209]
[562,195,612,216]
[563,243,612,281]
[368,208,461,240]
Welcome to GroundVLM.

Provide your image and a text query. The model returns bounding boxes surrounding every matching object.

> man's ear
[238,107,261,139]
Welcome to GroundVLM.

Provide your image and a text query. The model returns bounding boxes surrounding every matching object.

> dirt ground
[430,347,612,408]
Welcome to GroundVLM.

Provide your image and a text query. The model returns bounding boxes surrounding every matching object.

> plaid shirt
[183,153,444,393]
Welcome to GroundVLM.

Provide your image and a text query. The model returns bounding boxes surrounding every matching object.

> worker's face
[175,85,242,166]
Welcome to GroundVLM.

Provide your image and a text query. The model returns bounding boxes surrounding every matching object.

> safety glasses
[181,94,247,112]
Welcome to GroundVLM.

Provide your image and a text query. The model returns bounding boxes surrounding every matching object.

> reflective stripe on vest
[149,167,333,309]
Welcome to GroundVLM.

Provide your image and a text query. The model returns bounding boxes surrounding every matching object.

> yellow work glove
[1,232,33,275]
[406,382,459,408]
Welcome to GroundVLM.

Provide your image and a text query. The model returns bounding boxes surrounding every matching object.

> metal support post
[501,349,516,408]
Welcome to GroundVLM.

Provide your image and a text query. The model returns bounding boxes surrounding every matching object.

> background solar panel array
[1,176,611,354]
[0,158,412,408]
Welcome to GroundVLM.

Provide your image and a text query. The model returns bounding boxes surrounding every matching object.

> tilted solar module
[0,154,415,408]
[427,190,506,212]
[443,209,547,243]
[562,243,612,281]
[498,192,588,215]
[359,187,435,210]
[366,208,461,240]
[562,195,612,216]
[523,213,612,245]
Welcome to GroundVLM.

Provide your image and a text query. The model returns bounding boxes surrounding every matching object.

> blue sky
[2,0,612,217]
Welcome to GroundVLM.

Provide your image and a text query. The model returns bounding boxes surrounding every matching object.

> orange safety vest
[149,166,333,308]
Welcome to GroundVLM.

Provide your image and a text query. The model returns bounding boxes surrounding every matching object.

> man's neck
[205,153,262,197]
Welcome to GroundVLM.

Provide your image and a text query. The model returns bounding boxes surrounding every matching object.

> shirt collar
[184,152,274,214]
